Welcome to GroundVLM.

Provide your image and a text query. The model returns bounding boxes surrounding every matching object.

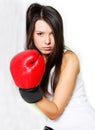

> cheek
[52,40,55,47]
[51,37,55,45]
[34,41,39,48]
[33,34,43,43]
[33,37,39,46]
[33,39,42,50]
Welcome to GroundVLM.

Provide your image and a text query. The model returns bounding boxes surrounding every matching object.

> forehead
[34,19,52,32]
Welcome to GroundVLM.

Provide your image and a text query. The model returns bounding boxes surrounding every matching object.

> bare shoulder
[63,50,79,63]
[61,50,80,73]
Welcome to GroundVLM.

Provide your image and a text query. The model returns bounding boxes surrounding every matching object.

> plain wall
[0,0,95,130]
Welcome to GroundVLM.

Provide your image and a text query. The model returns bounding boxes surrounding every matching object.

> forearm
[35,96,60,120]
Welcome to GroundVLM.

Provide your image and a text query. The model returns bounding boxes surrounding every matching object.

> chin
[42,51,51,55]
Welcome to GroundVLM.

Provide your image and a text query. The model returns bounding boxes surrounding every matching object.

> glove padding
[19,87,42,103]
[10,49,45,103]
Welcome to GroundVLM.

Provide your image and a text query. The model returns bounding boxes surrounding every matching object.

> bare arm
[36,51,80,120]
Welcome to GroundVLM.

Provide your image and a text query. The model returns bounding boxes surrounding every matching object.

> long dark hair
[26,3,65,96]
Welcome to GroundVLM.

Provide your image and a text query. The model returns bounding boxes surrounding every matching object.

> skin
[33,20,55,62]
[33,19,80,120]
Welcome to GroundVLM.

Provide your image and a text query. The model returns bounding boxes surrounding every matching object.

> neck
[43,54,49,64]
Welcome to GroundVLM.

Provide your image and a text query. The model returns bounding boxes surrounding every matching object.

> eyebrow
[35,30,53,34]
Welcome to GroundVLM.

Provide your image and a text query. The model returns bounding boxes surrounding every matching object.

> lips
[43,47,52,51]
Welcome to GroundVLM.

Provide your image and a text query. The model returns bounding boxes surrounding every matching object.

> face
[33,20,55,56]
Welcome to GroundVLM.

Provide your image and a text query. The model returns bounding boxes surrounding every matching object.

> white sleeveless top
[45,67,95,130]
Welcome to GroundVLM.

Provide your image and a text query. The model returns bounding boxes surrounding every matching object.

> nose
[45,35,50,45]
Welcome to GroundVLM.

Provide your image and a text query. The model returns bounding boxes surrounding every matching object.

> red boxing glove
[10,49,45,103]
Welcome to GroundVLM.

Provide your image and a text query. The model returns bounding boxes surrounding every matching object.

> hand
[10,49,45,103]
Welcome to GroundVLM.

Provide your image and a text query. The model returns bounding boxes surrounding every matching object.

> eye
[37,32,43,36]
[50,32,54,37]
[50,32,54,36]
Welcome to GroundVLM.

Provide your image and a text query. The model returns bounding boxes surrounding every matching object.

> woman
[17,3,95,130]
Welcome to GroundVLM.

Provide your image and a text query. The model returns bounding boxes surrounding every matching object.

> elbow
[48,111,61,120]
[49,115,58,120]
[48,103,63,120]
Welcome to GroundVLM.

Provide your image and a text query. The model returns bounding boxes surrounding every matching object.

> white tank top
[45,67,91,129]
[47,66,88,107]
